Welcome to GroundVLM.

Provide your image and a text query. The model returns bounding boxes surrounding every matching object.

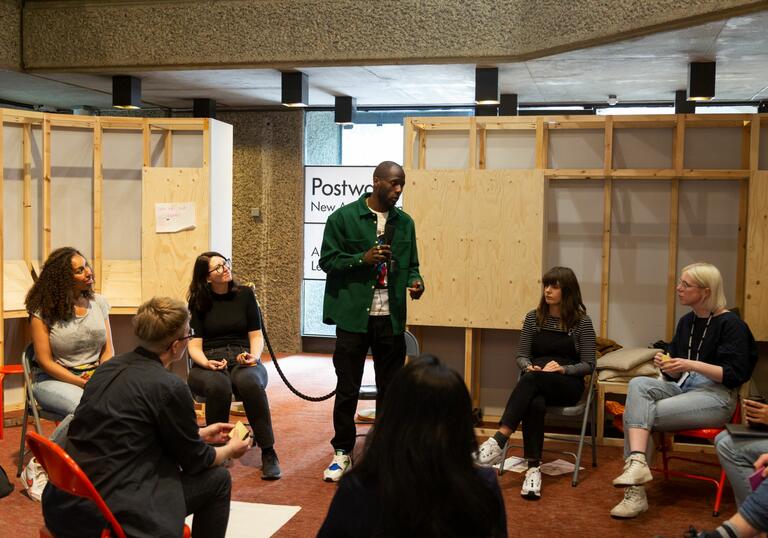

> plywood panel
[142,168,208,302]
[548,129,604,169]
[101,259,141,307]
[468,170,545,329]
[423,132,470,170]
[745,171,768,340]
[403,169,469,327]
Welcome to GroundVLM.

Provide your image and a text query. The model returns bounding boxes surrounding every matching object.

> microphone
[383,222,396,274]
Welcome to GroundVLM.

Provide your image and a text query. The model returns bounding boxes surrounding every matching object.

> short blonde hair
[133,297,190,346]
[682,262,727,312]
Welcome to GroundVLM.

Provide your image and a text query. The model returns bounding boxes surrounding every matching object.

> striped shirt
[515,310,596,377]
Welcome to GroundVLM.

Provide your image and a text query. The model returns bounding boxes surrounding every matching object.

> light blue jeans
[739,476,768,532]
[714,430,768,507]
[32,371,84,417]
[623,373,736,459]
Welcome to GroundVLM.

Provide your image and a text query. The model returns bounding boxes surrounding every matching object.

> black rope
[256,298,336,402]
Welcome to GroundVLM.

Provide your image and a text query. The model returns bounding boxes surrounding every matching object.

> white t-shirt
[369,207,390,316]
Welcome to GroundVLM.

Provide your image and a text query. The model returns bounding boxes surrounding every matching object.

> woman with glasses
[610,262,757,519]
[186,251,281,480]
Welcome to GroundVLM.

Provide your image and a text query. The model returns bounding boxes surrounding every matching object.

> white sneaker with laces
[476,438,503,466]
[520,466,542,499]
[610,485,648,518]
[612,454,653,487]
[21,457,48,502]
[323,451,351,482]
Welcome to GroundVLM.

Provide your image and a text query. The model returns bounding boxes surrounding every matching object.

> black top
[42,347,216,538]
[668,310,757,389]
[317,467,508,538]
[190,286,261,351]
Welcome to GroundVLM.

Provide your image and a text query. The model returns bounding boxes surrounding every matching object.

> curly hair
[187,251,239,315]
[25,247,94,324]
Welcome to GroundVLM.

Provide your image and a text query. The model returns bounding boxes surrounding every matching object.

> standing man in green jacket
[319,160,424,481]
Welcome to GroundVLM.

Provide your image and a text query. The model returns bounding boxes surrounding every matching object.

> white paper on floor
[540,459,584,476]
[492,456,527,473]
[185,501,301,537]
[491,457,584,476]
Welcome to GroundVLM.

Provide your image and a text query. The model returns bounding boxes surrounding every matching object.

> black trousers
[499,371,583,461]
[188,345,274,449]
[182,465,232,538]
[331,316,406,452]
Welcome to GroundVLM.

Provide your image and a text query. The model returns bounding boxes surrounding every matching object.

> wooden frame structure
[0,109,230,371]
[403,113,765,416]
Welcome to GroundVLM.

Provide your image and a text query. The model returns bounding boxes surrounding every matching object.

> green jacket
[320,194,423,334]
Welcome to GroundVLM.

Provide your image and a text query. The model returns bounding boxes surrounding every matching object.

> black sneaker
[261,451,282,480]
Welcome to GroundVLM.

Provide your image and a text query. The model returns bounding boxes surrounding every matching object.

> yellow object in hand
[228,421,250,441]
[660,353,671,362]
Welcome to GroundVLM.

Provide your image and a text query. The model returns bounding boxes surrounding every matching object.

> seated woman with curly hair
[25,246,113,417]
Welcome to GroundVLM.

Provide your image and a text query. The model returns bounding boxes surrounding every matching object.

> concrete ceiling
[2,9,768,111]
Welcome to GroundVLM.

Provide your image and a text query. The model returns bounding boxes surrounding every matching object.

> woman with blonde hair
[610,262,757,519]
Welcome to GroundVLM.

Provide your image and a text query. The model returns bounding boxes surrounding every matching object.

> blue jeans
[623,373,736,459]
[32,371,84,416]
[740,477,768,532]
[715,430,768,506]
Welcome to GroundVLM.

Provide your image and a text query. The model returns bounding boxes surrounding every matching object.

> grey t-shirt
[33,294,110,369]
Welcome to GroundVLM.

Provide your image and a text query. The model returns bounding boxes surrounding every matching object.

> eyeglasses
[677,279,703,289]
[166,328,195,350]
[208,258,232,274]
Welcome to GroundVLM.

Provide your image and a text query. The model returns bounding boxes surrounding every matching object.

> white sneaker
[476,438,504,466]
[612,454,653,487]
[21,457,48,502]
[610,486,648,518]
[323,451,351,482]
[521,466,542,499]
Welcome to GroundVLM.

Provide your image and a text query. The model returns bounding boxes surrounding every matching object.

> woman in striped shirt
[476,266,596,500]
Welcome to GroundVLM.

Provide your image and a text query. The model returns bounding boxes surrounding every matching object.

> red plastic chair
[653,403,741,517]
[26,431,191,538]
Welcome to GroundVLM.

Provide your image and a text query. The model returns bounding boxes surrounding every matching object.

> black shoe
[261,451,282,480]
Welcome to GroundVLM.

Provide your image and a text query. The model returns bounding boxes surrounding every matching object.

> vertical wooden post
[418,128,427,170]
[600,178,612,338]
[665,115,685,339]
[164,129,173,167]
[403,119,416,169]
[22,123,32,271]
[469,117,477,171]
[42,116,52,259]
[738,116,760,312]
[535,118,548,169]
[93,120,103,293]
[142,119,151,168]
[478,125,487,170]
[202,119,210,169]
[600,116,614,338]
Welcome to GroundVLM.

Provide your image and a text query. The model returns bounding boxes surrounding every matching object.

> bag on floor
[0,464,13,498]
[20,457,48,502]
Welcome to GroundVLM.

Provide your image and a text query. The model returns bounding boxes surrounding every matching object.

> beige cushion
[596,347,658,371]
[598,362,660,382]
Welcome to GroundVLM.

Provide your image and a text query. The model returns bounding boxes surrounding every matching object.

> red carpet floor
[0,354,739,537]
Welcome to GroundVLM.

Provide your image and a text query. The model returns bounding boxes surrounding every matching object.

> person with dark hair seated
[476,266,596,500]
[186,251,280,480]
[41,297,251,538]
[318,355,507,538]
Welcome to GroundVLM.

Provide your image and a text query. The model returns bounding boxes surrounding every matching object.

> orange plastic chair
[654,403,742,517]
[26,431,191,538]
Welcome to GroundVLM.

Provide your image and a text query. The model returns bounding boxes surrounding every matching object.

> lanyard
[686,312,713,362]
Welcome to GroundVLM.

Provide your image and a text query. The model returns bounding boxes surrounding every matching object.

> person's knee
[210,466,232,499]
